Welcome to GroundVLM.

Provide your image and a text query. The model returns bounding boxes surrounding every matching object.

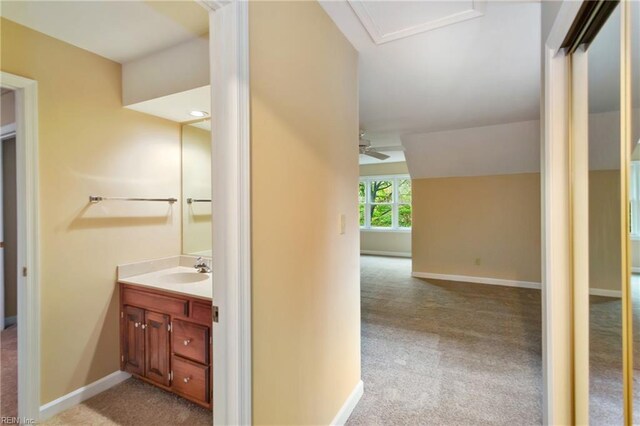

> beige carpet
[44,378,211,425]
[1,324,17,419]
[347,256,633,425]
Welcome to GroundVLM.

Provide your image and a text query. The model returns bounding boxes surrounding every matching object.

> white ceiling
[126,85,210,123]
[0,0,209,63]
[321,0,541,139]
[321,1,541,169]
[348,0,486,44]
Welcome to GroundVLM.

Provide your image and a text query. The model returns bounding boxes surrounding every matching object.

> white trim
[412,271,541,290]
[210,1,251,425]
[348,0,485,45]
[4,316,16,327]
[39,371,130,421]
[359,228,411,233]
[1,123,16,139]
[589,288,622,298]
[360,250,411,258]
[1,71,40,422]
[412,272,621,299]
[330,380,364,426]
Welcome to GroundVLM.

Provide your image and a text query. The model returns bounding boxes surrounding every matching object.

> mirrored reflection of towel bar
[186,198,212,204]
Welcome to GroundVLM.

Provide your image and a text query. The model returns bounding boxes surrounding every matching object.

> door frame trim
[0,71,41,422]
[199,1,252,425]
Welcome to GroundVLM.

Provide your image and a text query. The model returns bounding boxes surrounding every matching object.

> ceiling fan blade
[375,145,405,152]
[365,150,390,160]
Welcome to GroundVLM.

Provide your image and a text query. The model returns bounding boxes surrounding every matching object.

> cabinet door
[122,306,145,376]
[144,311,170,386]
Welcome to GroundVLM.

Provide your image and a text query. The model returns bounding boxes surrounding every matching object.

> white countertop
[118,263,212,301]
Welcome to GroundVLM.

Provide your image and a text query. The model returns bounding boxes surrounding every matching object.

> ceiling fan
[359,130,390,160]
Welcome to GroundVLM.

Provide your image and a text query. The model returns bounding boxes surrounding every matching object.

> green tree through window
[359,176,411,230]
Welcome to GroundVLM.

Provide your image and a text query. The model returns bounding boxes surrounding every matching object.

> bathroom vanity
[118,256,213,409]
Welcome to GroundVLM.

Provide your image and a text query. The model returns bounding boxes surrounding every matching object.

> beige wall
[249,1,360,424]
[1,19,181,403]
[181,123,212,256]
[1,90,15,128]
[360,161,411,255]
[412,173,542,283]
[589,170,622,291]
[360,231,411,256]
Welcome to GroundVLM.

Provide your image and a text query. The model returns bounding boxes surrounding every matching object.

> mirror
[587,3,623,423]
[632,0,640,423]
[181,120,212,256]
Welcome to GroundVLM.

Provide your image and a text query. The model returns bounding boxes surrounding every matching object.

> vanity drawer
[191,301,212,324]
[172,356,210,404]
[172,319,209,365]
[122,287,188,317]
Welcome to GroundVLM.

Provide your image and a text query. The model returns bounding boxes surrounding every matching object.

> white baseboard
[412,271,541,290]
[589,288,622,298]
[4,316,16,327]
[330,380,363,426]
[40,370,131,420]
[361,250,411,258]
[412,271,623,297]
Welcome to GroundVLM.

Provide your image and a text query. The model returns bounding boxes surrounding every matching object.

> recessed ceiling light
[189,110,209,118]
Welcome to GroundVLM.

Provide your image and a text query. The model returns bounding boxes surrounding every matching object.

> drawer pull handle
[183,339,192,346]
[183,376,191,383]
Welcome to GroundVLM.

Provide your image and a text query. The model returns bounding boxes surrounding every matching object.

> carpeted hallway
[1,324,17,418]
[348,255,631,425]
[43,378,211,425]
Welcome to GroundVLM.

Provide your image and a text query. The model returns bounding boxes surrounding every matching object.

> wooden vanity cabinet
[119,283,213,410]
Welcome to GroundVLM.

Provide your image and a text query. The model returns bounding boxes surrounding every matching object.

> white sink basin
[158,271,210,284]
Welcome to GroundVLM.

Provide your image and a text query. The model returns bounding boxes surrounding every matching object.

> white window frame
[359,174,411,232]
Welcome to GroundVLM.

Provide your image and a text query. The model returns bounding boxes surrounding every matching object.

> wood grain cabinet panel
[119,283,212,410]
[145,311,170,386]
[122,306,145,376]
[172,319,209,365]
[171,355,210,405]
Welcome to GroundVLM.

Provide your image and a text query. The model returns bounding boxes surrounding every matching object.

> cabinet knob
[183,339,192,346]
[134,322,140,328]
[183,376,191,383]
[141,324,147,330]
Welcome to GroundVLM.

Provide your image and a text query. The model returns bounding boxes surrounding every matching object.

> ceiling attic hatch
[348,0,487,44]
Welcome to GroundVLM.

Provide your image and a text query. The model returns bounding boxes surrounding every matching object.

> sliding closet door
[567,1,630,424]
[630,1,640,424]
[585,5,624,424]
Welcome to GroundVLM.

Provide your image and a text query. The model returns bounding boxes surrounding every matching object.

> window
[359,175,411,230]
[631,162,640,239]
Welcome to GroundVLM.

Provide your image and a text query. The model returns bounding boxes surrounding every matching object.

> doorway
[0,72,40,422]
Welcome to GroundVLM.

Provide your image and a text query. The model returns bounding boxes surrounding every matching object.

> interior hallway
[1,325,17,418]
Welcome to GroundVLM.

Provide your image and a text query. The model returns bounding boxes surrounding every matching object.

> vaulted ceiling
[321,1,541,136]
[321,0,542,168]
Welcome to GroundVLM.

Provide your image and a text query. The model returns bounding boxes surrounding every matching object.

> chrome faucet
[194,257,211,273]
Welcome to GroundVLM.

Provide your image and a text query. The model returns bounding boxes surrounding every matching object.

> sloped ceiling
[321,1,542,170]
